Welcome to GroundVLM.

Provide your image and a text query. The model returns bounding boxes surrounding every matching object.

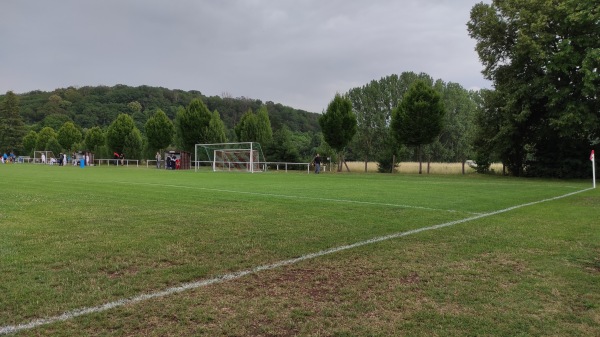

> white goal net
[34,151,56,164]
[195,142,266,172]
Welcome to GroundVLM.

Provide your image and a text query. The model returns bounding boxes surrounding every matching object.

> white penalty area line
[0,187,593,335]
[112,181,479,215]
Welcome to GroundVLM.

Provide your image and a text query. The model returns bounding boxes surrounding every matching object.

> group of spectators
[113,152,125,166]
[155,151,180,170]
[38,152,90,166]
[2,151,16,163]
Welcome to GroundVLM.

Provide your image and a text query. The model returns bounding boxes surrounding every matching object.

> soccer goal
[33,151,56,164]
[195,142,266,173]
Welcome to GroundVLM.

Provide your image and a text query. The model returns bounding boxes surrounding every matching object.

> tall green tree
[123,128,143,160]
[391,80,445,174]
[471,89,506,174]
[84,126,105,153]
[433,81,478,173]
[175,99,212,154]
[235,109,259,142]
[346,72,434,171]
[57,121,82,152]
[46,137,62,157]
[319,94,357,172]
[467,0,600,177]
[35,127,58,151]
[0,91,27,153]
[347,80,388,172]
[145,109,174,152]
[22,130,38,156]
[206,110,227,144]
[256,105,273,145]
[106,114,137,155]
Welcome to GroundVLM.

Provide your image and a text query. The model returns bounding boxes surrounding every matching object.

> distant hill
[6,85,320,134]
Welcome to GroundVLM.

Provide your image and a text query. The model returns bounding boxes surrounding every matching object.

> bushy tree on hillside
[106,114,140,156]
[123,128,143,160]
[256,105,273,146]
[235,109,259,142]
[207,110,227,144]
[145,109,174,153]
[35,127,58,151]
[57,121,82,152]
[22,130,38,156]
[84,126,105,153]
[128,101,147,133]
[175,99,212,154]
[0,91,27,153]
[235,106,273,146]
[46,137,62,157]
[42,114,72,131]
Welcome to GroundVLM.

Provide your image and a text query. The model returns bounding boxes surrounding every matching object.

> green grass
[1,164,599,336]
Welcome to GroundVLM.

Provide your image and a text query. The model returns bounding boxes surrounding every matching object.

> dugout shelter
[165,150,190,170]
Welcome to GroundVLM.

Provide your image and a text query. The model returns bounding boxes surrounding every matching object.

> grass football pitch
[1,164,599,336]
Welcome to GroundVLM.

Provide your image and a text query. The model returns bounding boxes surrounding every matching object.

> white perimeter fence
[15,158,316,172]
[193,160,316,173]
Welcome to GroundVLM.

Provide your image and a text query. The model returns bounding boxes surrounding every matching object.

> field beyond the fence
[0,164,598,336]
[339,161,504,174]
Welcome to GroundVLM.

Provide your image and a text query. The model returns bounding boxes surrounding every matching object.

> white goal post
[195,142,266,173]
[33,151,56,164]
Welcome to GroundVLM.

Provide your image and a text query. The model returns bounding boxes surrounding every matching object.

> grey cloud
[0,0,490,112]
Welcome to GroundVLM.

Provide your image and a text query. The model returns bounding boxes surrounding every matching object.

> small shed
[165,150,191,170]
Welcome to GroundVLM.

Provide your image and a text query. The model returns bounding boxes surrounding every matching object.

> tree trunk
[344,160,351,172]
[418,145,423,174]
[462,160,466,175]
[364,156,368,172]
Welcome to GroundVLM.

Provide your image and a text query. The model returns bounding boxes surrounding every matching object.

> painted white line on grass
[0,187,592,335]
[113,181,480,214]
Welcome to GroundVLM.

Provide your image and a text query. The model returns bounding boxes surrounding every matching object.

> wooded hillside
[9,85,320,134]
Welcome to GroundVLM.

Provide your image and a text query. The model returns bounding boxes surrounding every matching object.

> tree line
[0,75,478,172]
[0,86,324,164]
[319,0,598,178]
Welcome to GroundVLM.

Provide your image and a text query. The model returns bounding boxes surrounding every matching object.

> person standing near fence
[155,151,161,169]
[312,153,322,174]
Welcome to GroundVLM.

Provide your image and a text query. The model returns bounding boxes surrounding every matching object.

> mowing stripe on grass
[0,187,592,335]
[112,181,481,214]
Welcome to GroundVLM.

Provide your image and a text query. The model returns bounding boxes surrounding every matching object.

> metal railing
[193,160,314,173]
[95,159,139,167]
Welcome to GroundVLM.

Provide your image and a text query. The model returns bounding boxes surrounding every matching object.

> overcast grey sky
[1,0,490,113]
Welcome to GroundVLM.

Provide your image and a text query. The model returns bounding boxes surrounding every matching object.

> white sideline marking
[113,181,480,214]
[0,188,592,335]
